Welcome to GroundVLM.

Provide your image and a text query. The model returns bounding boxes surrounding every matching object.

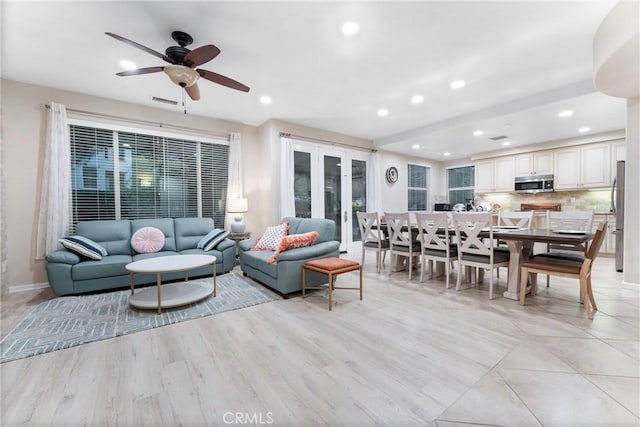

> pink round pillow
[131,227,165,253]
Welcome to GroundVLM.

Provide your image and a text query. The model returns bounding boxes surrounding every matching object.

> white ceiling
[1,1,627,160]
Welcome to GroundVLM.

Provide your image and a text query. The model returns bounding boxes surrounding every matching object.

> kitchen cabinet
[594,214,616,255]
[475,157,514,193]
[553,143,610,190]
[514,151,554,176]
[611,141,626,182]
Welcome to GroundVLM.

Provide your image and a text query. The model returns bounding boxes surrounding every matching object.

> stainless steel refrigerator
[612,160,625,272]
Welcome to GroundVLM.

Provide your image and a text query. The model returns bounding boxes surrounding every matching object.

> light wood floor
[1,253,638,427]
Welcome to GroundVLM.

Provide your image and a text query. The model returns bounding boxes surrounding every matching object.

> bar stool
[302,257,363,311]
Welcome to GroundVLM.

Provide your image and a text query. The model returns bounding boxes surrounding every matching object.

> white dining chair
[495,210,534,277]
[451,212,510,299]
[415,212,458,288]
[356,211,389,273]
[384,212,421,280]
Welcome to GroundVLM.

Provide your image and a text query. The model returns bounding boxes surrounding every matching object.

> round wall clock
[385,166,398,183]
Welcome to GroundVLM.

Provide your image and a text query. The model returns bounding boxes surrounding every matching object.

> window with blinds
[70,124,229,227]
[447,165,475,205]
[408,163,430,211]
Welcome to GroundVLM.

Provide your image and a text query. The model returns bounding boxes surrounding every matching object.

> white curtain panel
[36,102,71,259]
[367,151,382,214]
[279,136,296,218]
[225,132,242,229]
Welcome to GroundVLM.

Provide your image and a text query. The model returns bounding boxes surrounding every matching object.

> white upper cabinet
[611,141,626,182]
[475,157,514,193]
[554,143,611,189]
[514,151,554,176]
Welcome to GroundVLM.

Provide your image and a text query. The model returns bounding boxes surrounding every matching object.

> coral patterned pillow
[251,222,289,251]
[131,227,165,253]
[267,231,318,264]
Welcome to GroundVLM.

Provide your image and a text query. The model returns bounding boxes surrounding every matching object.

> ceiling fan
[105,30,250,101]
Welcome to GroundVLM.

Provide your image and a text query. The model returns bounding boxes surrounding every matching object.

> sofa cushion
[59,235,107,260]
[131,219,176,252]
[132,251,180,262]
[131,227,165,253]
[242,251,278,278]
[252,222,289,251]
[174,217,215,251]
[282,217,335,243]
[71,255,132,281]
[76,220,132,255]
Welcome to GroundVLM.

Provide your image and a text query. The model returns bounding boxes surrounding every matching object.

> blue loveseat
[45,217,235,296]
[238,217,340,295]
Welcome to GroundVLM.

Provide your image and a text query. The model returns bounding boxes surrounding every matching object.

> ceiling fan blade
[197,69,250,92]
[185,83,201,101]
[184,45,221,67]
[116,66,165,76]
[105,32,175,64]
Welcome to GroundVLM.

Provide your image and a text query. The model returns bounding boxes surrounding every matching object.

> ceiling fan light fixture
[163,64,199,87]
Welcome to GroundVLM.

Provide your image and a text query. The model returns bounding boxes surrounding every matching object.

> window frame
[446,164,475,206]
[67,118,229,227]
[407,162,430,211]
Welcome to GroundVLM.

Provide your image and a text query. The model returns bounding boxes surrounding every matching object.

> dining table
[377,223,594,301]
[479,227,593,300]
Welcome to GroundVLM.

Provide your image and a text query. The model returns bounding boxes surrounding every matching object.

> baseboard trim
[9,282,50,293]
[622,281,640,291]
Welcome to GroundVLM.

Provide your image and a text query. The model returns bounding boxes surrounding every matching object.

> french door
[292,143,368,252]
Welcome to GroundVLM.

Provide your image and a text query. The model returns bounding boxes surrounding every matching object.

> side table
[227,231,251,264]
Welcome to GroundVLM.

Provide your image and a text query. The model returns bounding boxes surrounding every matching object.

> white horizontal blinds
[201,142,229,227]
[69,124,229,225]
[408,164,429,211]
[447,166,475,205]
[70,125,116,226]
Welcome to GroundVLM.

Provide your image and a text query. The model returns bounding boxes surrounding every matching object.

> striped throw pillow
[59,236,108,260]
[198,229,230,251]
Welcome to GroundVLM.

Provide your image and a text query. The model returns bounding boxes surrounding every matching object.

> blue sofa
[238,217,340,295]
[45,217,236,296]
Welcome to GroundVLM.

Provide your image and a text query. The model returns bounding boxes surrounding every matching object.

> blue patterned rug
[0,273,280,363]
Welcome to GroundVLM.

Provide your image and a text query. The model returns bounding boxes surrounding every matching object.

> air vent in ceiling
[490,135,509,141]
[151,96,178,105]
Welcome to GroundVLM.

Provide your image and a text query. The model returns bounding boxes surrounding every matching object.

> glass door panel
[294,151,312,218]
[351,159,367,242]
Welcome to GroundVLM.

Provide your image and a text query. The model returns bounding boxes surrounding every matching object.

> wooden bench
[302,257,362,311]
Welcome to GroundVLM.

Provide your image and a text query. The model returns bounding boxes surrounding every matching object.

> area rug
[0,273,280,363]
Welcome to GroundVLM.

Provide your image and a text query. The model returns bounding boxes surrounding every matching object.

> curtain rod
[280,132,375,153]
[44,104,230,139]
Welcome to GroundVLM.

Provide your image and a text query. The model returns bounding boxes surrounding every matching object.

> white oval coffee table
[126,254,216,314]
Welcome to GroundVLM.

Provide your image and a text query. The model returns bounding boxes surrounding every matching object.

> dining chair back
[415,212,458,288]
[384,212,421,280]
[519,222,606,319]
[356,211,389,273]
[498,211,534,229]
[451,212,510,299]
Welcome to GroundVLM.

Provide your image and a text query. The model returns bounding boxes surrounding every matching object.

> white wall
[624,96,639,287]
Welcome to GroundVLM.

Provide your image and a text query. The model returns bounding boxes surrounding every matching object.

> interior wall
[624,96,639,287]
[1,79,260,288]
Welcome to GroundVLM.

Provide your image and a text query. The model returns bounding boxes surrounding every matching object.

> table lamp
[227,198,248,233]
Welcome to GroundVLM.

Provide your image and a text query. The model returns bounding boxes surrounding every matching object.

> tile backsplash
[477,189,613,213]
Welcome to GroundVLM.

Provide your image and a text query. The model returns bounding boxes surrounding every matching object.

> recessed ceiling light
[377,108,389,117]
[259,95,272,104]
[412,144,420,150]
[411,95,424,104]
[341,21,360,36]
[473,130,484,136]
[443,152,451,156]
[501,141,511,146]
[578,127,591,133]
[119,60,136,70]
[558,110,573,118]
[450,80,466,89]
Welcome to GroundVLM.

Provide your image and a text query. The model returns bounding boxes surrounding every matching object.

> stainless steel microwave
[514,174,554,193]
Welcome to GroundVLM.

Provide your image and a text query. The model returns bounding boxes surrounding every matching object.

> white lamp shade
[227,198,248,213]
